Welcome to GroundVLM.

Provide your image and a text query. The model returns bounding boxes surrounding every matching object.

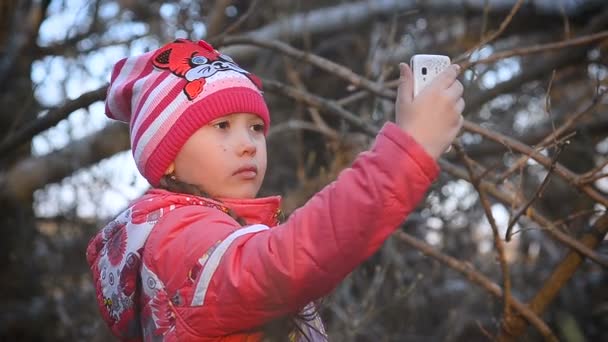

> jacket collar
[143,188,282,226]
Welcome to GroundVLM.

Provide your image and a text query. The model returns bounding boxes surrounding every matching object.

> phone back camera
[422,67,427,75]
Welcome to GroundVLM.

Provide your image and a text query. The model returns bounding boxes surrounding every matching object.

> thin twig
[505,145,564,241]
[261,78,378,136]
[393,231,558,342]
[455,0,525,64]
[545,70,557,135]
[206,0,233,38]
[210,0,259,46]
[453,142,513,325]
[462,30,608,69]
[552,209,606,227]
[267,120,337,140]
[578,158,608,185]
[439,159,608,268]
[463,120,608,208]
[498,213,608,341]
[496,79,606,183]
[222,36,396,100]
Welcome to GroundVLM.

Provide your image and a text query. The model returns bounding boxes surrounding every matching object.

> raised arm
[172,63,464,337]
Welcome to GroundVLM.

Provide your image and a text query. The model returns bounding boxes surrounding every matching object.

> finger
[432,64,460,89]
[446,80,464,101]
[455,98,465,115]
[398,63,414,103]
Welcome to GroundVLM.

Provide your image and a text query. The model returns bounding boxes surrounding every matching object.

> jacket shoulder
[142,204,241,295]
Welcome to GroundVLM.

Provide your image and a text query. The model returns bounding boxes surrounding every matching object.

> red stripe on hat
[110,58,127,84]
[105,58,128,120]
[122,61,154,123]
[130,71,171,128]
[131,78,187,150]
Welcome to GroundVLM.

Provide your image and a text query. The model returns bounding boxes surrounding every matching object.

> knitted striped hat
[105,39,270,186]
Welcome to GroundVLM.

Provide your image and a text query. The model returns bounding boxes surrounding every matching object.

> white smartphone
[409,54,451,96]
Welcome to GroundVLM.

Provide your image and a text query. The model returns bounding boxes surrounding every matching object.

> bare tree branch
[439,159,608,267]
[463,30,608,68]
[0,85,108,159]
[453,142,514,328]
[206,0,233,38]
[223,36,396,100]
[262,78,379,136]
[393,231,558,342]
[456,0,525,63]
[1,122,128,203]
[498,213,608,341]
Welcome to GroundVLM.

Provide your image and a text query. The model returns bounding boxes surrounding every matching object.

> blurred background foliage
[0,0,607,341]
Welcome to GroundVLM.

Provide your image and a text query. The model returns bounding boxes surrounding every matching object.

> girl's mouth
[233,165,258,179]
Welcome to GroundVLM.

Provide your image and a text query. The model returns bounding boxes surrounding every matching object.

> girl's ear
[165,163,175,175]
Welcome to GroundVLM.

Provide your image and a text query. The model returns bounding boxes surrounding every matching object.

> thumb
[398,62,414,104]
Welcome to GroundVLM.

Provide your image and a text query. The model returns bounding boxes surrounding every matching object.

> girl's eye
[214,121,229,129]
[251,124,265,132]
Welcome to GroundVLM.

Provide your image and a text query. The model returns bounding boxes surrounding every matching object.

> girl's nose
[236,129,257,156]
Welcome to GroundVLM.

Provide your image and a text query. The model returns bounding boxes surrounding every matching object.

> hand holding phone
[410,54,451,97]
[394,55,464,159]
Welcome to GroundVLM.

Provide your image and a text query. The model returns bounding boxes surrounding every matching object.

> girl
[86,38,464,341]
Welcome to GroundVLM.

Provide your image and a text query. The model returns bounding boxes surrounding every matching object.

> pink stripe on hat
[104,39,270,186]
[107,53,152,122]
[130,71,169,127]
[131,77,185,150]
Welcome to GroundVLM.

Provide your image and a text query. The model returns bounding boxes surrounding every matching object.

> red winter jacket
[86,122,440,341]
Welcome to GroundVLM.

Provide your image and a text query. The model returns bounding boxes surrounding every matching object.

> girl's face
[173,113,267,199]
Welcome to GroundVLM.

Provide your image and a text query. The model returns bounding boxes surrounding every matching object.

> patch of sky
[415,18,427,31]
[65,62,101,97]
[31,106,103,157]
[32,118,70,156]
[460,132,483,145]
[99,1,120,20]
[594,166,608,193]
[176,30,189,39]
[225,5,238,17]
[480,57,521,90]
[514,97,546,134]
[39,0,93,45]
[521,149,549,168]
[440,179,478,213]
[160,3,179,21]
[597,137,608,154]
[34,151,149,219]
[32,57,68,107]
[469,45,493,62]
[588,62,607,84]
[448,213,469,230]
[424,230,442,246]
[426,216,443,230]
[79,49,113,79]
[192,22,207,40]
[473,203,516,254]
[106,22,149,41]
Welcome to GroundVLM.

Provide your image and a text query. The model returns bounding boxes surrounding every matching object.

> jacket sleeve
[172,122,440,337]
